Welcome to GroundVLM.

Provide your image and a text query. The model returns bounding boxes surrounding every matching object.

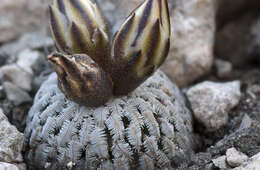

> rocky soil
[0,0,260,169]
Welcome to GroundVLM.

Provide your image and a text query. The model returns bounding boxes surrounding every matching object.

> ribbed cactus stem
[24,70,194,169]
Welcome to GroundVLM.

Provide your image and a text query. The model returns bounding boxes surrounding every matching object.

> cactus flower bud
[111,0,171,95]
[48,0,171,106]
[48,53,113,107]
[49,0,110,71]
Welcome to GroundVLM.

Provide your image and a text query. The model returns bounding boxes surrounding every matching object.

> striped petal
[49,0,110,71]
[111,0,171,95]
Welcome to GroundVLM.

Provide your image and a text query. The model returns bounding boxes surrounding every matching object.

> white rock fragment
[212,155,228,169]
[186,81,241,131]
[233,152,260,170]
[17,49,41,74]
[0,64,32,91]
[226,147,249,168]
[3,82,32,106]
[0,162,19,170]
[0,109,24,163]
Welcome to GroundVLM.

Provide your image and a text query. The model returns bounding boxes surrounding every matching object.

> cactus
[24,71,194,169]
[24,0,194,169]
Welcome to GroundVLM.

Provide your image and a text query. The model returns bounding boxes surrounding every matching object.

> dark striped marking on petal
[142,65,155,78]
[126,50,142,71]
[93,28,106,47]
[70,22,88,53]
[158,38,170,67]
[69,0,95,39]
[55,54,83,83]
[163,0,171,32]
[113,14,136,62]
[131,0,153,47]
[59,71,72,93]
[144,19,161,67]
[49,6,69,54]
[91,28,110,69]
[158,0,162,25]
[57,0,66,15]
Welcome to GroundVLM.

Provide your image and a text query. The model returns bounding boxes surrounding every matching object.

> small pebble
[233,152,260,170]
[226,147,248,167]
[3,82,32,106]
[17,48,41,74]
[212,156,229,169]
[186,81,241,131]
[0,64,32,91]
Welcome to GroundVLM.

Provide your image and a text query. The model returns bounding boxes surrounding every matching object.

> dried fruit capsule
[48,53,113,107]
[111,0,171,95]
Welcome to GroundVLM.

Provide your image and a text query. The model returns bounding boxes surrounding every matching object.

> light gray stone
[3,82,32,106]
[233,152,260,170]
[212,156,228,169]
[0,32,53,62]
[0,64,32,92]
[17,49,42,74]
[162,0,216,86]
[97,0,216,86]
[0,162,19,170]
[0,0,51,43]
[215,59,232,78]
[226,147,249,168]
[0,109,24,163]
[186,81,241,131]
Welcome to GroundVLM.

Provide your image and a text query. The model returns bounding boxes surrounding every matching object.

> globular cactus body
[24,71,194,170]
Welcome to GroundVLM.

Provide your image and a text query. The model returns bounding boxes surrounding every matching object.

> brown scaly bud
[48,53,113,107]
[49,0,110,71]
[111,0,171,95]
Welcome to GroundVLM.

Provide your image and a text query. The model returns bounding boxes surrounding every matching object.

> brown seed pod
[48,53,113,107]
[48,0,171,106]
